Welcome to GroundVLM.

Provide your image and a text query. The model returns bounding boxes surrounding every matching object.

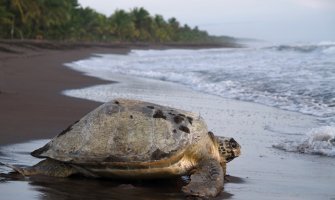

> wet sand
[0,43,131,145]
[1,43,335,200]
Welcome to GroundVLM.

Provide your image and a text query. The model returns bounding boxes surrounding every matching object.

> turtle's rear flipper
[182,158,224,198]
[0,159,78,177]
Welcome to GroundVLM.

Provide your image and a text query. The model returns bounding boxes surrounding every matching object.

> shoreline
[0,39,241,56]
[0,40,239,145]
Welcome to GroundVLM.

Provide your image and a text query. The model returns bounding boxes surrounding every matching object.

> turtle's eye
[229,138,238,148]
[231,142,237,148]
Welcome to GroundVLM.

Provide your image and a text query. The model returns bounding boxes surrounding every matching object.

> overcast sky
[78,0,335,43]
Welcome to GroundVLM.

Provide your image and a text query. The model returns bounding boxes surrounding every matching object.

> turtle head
[216,136,241,162]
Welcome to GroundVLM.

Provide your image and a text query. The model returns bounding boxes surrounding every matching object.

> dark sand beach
[0,42,129,145]
[1,41,335,200]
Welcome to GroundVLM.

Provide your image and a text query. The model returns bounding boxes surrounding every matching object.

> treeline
[0,0,227,43]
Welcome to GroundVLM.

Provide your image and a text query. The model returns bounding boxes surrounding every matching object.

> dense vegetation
[0,0,229,44]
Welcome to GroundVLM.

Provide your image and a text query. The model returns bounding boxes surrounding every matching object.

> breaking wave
[273,126,335,157]
[269,41,335,54]
[66,42,335,125]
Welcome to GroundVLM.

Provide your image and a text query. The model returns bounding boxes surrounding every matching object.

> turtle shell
[32,99,209,164]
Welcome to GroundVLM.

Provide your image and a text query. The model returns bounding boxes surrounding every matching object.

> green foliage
[0,0,221,43]
[109,9,137,41]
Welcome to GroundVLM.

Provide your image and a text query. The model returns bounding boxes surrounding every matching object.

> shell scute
[32,99,208,164]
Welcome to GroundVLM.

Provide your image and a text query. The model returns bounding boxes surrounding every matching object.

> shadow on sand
[0,173,235,200]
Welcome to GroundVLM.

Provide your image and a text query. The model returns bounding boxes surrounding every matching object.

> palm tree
[168,17,180,29]
[167,17,180,41]
[131,7,150,29]
[0,3,13,38]
[3,0,41,39]
[35,0,73,38]
[152,14,170,42]
[0,4,12,25]
[109,9,137,41]
[130,7,153,41]
[38,0,72,26]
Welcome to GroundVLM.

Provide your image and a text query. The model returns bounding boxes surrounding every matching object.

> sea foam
[273,126,335,157]
[65,43,335,123]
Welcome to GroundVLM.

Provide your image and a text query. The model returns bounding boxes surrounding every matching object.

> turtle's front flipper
[182,158,224,198]
[1,159,78,177]
[0,162,27,175]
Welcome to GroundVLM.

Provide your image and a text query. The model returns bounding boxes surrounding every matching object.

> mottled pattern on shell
[32,99,208,164]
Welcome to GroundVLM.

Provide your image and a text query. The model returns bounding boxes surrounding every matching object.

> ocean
[64,41,335,157]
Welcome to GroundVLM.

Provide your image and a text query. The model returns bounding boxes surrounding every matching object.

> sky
[78,0,335,43]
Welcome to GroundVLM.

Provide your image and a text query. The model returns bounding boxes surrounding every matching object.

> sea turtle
[1,99,240,198]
